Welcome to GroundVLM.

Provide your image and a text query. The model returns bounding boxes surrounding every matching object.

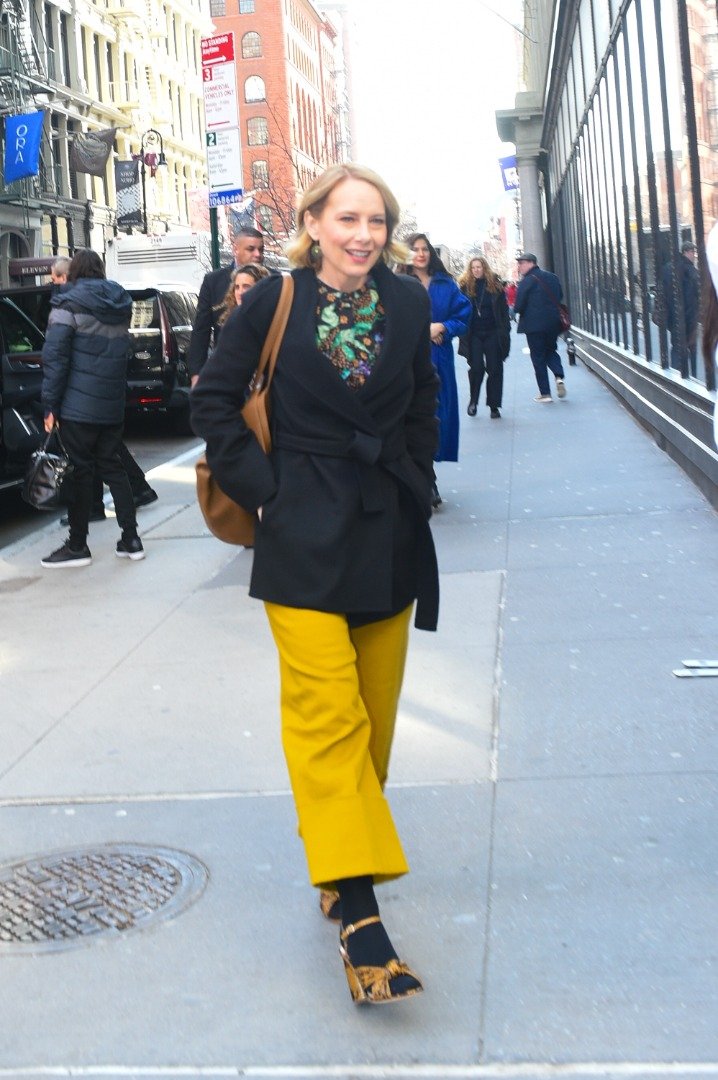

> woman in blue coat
[402,234,470,505]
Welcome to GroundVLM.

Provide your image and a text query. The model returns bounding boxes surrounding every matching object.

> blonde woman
[191,164,439,1006]
[458,256,511,418]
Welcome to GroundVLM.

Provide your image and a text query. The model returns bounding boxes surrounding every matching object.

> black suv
[0,283,197,435]
[0,297,44,491]
[125,285,197,434]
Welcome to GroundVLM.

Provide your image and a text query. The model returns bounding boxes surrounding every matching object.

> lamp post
[140,129,167,235]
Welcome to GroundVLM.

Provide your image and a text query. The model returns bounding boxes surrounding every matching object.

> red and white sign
[201,32,243,206]
[201,33,239,130]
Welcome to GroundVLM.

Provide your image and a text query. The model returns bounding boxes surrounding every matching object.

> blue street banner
[499,155,519,192]
[3,111,44,183]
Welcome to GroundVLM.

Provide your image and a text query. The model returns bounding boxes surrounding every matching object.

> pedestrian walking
[458,256,511,419]
[505,279,517,321]
[215,263,270,328]
[191,163,439,1006]
[49,259,157,526]
[188,227,265,386]
[703,223,718,449]
[40,249,145,567]
[401,233,471,505]
[514,251,567,402]
[659,239,699,376]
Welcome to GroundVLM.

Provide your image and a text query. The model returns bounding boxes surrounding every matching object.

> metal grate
[0,843,208,953]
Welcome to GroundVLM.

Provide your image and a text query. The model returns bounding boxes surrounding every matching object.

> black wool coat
[190,262,440,630]
[187,265,233,378]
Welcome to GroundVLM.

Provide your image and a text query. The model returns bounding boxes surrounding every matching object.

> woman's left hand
[430,322,445,345]
[44,412,55,433]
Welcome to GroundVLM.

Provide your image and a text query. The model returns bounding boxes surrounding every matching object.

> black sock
[337,875,419,995]
[337,875,395,968]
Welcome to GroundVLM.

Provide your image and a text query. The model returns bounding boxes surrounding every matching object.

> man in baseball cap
[514,252,568,402]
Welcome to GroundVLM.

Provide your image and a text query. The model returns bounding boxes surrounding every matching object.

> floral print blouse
[315,277,386,390]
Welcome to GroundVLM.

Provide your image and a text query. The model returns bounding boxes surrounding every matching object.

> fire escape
[0,0,55,237]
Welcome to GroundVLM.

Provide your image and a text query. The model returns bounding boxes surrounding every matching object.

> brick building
[210,0,344,250]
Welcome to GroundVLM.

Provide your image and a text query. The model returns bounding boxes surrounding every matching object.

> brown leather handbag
[195,272,294,546]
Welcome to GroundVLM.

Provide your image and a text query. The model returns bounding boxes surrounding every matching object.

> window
[247,117,268,145]
[242,32,262,58]
[258,205,273,233]
[252,159,269,188]
[210,0,226,16]
[0,300,44,354]
[239,0,255,11]
[245,75,265,102]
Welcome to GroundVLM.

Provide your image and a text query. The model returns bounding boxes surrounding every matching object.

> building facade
[498,0,718,503]
[207,0,345,250]
[0,0,212,284]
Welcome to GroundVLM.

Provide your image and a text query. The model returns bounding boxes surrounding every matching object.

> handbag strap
[251,272,294,392]
[532,271,563,312]
[43,425,70,457]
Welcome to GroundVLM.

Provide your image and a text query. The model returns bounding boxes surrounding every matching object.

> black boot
[467,369,479,416]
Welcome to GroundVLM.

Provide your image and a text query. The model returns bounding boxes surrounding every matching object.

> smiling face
[411,239,431,273]
[305,177,387,292]
[470,259,484,280]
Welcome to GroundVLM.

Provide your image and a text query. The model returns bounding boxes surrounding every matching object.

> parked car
[0,282,197,435]
[0,297,44,491]
[125,283,197,434]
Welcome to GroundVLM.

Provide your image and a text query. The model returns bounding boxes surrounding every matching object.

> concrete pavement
[0,334,716,1080]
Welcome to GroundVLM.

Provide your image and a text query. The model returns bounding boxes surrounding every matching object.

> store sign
[201,33,243,205]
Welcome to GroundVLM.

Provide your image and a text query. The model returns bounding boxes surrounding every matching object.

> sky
[339,0,524,250]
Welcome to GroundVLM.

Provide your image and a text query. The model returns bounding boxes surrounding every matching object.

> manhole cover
[0,843,208,954]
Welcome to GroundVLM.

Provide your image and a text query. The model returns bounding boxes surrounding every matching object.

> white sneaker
[556,378,567,398]
[534,394,553,403]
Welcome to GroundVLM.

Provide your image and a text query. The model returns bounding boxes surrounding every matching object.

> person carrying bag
[191,163,440,1007]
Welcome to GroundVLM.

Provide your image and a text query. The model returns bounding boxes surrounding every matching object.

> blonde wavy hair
[459,255,503,297]
[285,163,408,268]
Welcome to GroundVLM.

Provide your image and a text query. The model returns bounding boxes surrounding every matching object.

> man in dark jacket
[50,257,158,524]
[40,249,145,567]
[514,252,567,402]
[660,240,699,376]
[188,227,265,385]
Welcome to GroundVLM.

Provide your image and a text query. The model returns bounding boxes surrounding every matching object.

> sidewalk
[0,336,716,1080]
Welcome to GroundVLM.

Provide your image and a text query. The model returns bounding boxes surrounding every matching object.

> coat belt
[274,429,438,631]
[275,429,406,466]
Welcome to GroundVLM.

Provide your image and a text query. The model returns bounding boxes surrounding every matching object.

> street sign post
[201,32,243,217]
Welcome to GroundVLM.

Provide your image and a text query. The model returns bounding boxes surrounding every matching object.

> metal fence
[547,0,717,391]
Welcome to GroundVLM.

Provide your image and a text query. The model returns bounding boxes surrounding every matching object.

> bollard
[565,333,577,366]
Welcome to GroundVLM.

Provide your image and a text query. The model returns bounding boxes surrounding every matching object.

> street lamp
[140,129,167,235]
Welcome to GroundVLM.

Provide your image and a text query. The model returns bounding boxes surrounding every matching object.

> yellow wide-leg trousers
[264,602,413,888]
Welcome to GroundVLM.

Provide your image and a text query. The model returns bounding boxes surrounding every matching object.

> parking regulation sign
[201,32,243,205]
[206,130,244,207]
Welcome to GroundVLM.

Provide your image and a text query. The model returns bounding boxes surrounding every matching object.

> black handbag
[21,428,75,510]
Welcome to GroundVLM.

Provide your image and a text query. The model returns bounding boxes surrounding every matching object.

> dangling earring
[310,241,321,264]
